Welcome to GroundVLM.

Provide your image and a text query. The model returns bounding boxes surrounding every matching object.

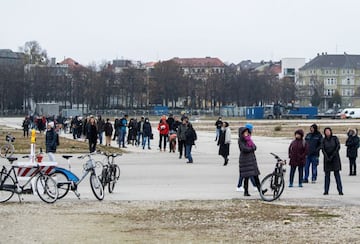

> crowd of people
[21,113,358,198]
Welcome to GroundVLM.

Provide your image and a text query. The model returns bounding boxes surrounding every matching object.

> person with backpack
[345,128,359,176]
[104,118,113,147]
[288,129,308,187]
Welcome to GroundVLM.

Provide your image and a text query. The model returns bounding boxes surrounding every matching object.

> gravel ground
[1,199,360,243]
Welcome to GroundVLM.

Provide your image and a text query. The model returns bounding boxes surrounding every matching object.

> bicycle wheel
[49,171,70,199]
[35,175,58,203]
[0,144,14,158]
[100,165,108,188]
[108,166,117,193]
[90,173,104,200]
[259,173,285,202]
[114,164,120,180]
[0,174,15,202]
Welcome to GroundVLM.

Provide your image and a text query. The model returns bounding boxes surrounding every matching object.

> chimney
[51,57,56,65]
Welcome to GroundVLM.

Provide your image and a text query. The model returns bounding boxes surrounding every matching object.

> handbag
[150,133,154,140]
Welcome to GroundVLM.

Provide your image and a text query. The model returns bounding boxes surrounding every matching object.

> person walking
[104,118,113,147]
[177,117,188,159]
[288,129,308,187]
[345,128,359,176]
[214,117,223,141]
[303,124,323,183]
[97,115,105,145]
[142,118,152,150]
[184,122,197,163]
[322,127,343,195]
[87,117,98,153]
[238,126,262,197]
[218,122,231,166]
[158,116,169,151]
[45,121,58,162]
[118,115,128,148]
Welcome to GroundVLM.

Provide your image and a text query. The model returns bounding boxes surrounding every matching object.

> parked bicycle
[98,151,121,193]
[259,153,286,202]
[49,152,104,200]
[0,157,58,203]
[0,134,15,158]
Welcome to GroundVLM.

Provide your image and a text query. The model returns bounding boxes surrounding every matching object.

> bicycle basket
[84,159,95,170]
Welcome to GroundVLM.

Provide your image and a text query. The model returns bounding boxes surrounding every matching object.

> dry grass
[0,127,123,154]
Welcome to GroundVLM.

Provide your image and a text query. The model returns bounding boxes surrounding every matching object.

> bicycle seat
[7,157,18,163]
[62,155,73,160]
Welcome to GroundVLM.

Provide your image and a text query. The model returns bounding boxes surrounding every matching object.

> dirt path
[1,200,359,243]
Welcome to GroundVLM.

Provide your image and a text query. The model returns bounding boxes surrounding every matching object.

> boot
[244,191,251,197]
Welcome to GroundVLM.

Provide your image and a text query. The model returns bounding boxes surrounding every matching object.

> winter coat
[218,127,231,157]
[177,123,187,141]
[104,122,113,136]
[288,139,308,167]
[143,121,152,137]
[346,132,359,159]
[45,128,57,153]
[87,124,98,143]
[238,127,260,178]
[322,131,341,172]
[166,117,175,131]
[158,120,169,135]
[185,124,197,145]
[97,118,105,133]
[305,131,323,157]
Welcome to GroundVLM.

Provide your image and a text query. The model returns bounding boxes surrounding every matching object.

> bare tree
[19,41,48,65]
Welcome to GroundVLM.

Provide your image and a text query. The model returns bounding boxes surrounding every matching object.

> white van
[340,108,360,119]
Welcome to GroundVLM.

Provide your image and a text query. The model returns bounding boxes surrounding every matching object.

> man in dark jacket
[45,121,57,161]
[177,117,188,159]
[345,128,359,176]
[303,124,323,183]
[185,122,197,163]
[104,118,113,147]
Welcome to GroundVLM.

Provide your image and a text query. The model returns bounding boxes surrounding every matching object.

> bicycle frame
[0,164,49,202]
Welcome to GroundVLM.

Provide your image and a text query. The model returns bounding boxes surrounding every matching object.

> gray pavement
[1,117,360,206]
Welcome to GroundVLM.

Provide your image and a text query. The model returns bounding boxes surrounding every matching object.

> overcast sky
[1,0,359,65]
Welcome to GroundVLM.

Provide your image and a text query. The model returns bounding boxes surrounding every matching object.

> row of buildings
[1,48,360,110]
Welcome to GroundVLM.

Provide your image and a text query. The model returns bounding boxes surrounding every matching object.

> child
[288,129,308,187]
[169,132,177,153]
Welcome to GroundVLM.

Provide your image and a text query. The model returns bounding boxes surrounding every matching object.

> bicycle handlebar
[98,150,122,158]
[270,153,286,164]
[77,151,98,159]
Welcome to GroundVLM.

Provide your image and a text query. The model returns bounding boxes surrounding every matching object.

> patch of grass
[0,127,123,154]
[274,125,282,131]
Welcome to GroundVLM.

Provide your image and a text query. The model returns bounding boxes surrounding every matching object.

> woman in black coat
[321,127,343,195]
[87,117,98,153]
[238,127,261,196]
[345,128,359,176]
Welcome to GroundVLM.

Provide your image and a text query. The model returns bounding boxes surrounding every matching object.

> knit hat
[245,123,253,133]
[48,122,54,128]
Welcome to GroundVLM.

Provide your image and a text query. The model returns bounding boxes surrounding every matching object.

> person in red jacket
[158,116,169,151]
[288,129,308,187]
